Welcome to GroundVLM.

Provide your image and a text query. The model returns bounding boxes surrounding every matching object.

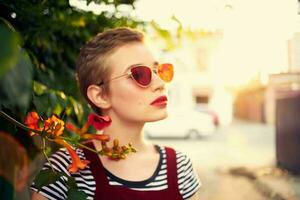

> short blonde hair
[76,27,144,114]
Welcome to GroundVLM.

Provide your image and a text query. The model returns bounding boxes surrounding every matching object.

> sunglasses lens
[131,66,152,86]
[158,63,174,82]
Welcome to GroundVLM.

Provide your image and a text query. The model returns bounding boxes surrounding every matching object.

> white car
[144,107,216,139]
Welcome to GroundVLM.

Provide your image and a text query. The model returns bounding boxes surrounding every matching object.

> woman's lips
[150,96,168,106]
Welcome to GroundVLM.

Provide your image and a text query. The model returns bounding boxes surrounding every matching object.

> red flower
[88,114,111,130]
[24,112,40,136]
[54,139,90,173]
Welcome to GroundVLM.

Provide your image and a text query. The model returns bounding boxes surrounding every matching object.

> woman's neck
[99,114,150,152]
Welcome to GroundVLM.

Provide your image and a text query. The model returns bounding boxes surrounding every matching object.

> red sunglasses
[98,63,174,87]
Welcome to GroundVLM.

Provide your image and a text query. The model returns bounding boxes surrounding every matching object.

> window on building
[195,95,209,104]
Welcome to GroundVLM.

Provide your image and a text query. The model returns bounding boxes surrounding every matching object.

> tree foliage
[0,0,143,158]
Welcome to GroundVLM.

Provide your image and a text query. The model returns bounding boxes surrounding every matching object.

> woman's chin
[146,112,168,122]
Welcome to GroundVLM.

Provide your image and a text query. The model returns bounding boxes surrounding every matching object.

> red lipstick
[150,96,168,106]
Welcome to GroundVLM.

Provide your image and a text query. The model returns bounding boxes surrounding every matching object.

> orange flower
[54,139,90,173]
[65,122,79,133]
[24,112,40,136]
[88,114,111,130]
[43,115,65,136]
[65,121,89,136]
[81,133,110,142]
[66,120,110,142]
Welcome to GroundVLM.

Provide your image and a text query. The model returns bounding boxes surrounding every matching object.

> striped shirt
[31,145,201,199]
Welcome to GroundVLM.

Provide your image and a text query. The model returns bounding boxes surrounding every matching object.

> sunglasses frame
[98,63,173,88]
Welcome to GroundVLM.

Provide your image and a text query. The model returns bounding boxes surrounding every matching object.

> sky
[134,0,226,30]
[70,0,298,32]
[135,0,298,31]
[135,0,299,85]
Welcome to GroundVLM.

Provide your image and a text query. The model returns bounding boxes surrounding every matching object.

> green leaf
[0,22,20,78]
[33,94,50,116]
[33,81,48,95]
[0,49,33,111]
[43,146,52,155]
[52,103,63,116]
[33,169,64,191]
[69,97,84,122]
[66,188,88,200]
[66,176,77,189]
[55,91,68,110]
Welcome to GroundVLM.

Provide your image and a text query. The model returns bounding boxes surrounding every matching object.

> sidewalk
[197,166,300,200]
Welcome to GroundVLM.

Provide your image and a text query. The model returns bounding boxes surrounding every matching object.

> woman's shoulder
[155,145,194,172]
[156,145,201,199]
[156,145,190,161]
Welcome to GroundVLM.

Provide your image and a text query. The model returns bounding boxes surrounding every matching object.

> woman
[31,27,201,200]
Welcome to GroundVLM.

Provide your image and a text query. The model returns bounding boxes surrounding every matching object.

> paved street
[150,119,276,169]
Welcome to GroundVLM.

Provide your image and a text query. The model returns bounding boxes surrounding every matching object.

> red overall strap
[82,142,110,191]
[83,143,183,200]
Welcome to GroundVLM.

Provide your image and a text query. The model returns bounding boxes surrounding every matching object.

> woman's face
[105,42,168,124]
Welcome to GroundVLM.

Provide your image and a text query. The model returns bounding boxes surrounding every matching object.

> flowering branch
[0,111,42,134]
[0,110,137,172]
[0,110,137,198]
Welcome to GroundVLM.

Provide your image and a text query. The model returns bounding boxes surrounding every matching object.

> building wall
[234,87,266,123]
[288,32,300,72]
[265,73,300,124]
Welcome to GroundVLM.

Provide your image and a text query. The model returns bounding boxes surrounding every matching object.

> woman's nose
[150,72,165,92]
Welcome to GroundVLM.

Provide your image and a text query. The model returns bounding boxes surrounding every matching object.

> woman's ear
[87,85,111,109]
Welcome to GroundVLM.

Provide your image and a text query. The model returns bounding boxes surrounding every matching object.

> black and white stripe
[31,146,201,200]
[31,148,95,200]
